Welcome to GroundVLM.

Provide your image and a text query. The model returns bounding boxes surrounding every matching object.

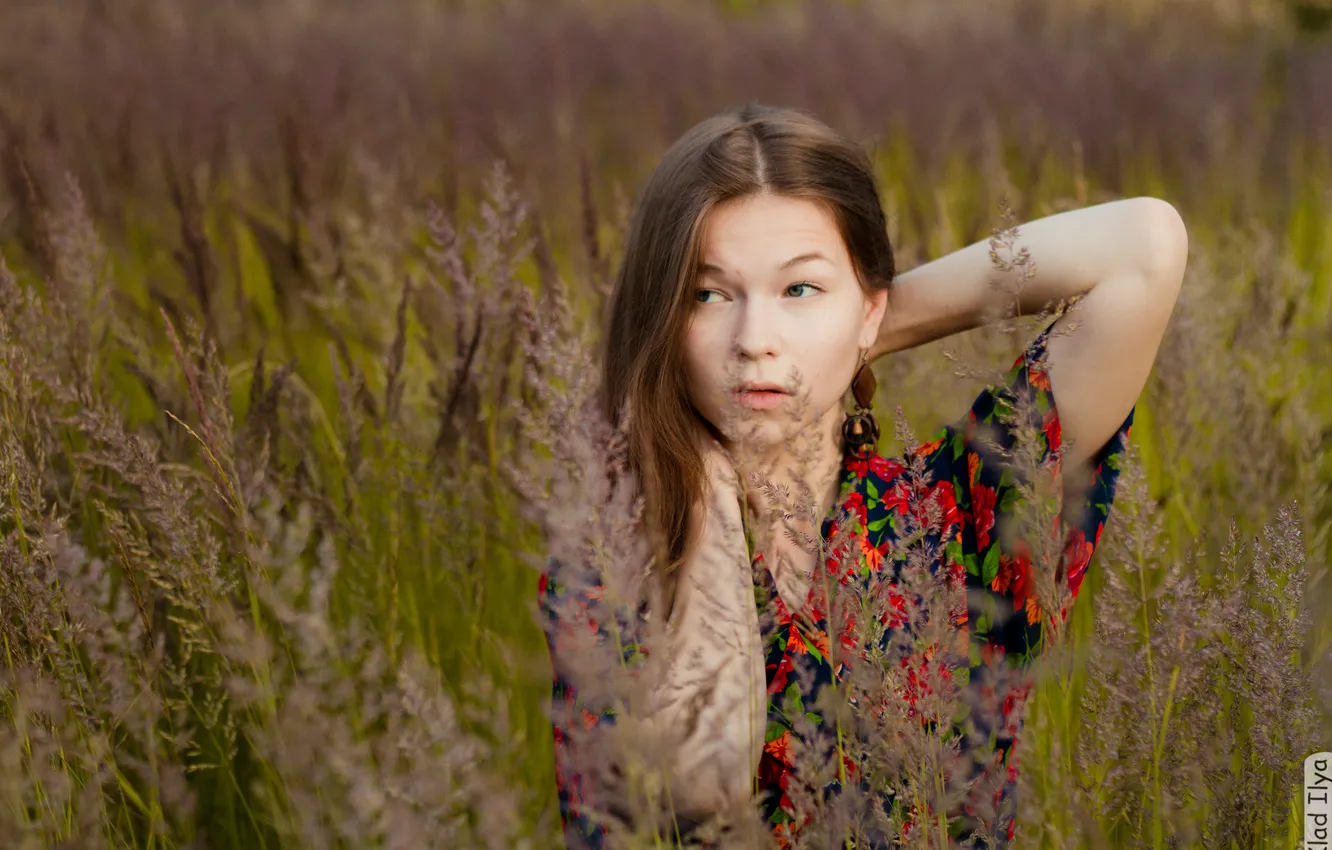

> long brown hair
[601,102,896,580]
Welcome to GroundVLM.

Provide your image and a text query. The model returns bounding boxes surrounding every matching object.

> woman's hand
[644,434,767,822]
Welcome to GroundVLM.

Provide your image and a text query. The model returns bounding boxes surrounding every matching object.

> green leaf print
[785,683,804,714]
[982,545,1000,585]
[803,630,825,664]
[944,539,963,565]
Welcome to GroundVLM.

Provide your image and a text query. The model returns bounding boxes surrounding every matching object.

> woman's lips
[736,388,791,410]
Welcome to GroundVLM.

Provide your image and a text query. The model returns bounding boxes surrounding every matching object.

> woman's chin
[707,405,839,458]
[721,420,809,457]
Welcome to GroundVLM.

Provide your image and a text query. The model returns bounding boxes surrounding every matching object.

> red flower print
[917,481,962,532]
[992,550,1034,616]
[1028,363,1052,392]
[971,482,997,549]
[1024,594,1045,626]
[786,623,807,655]
[1042,408,1062,452]
[948,556,969,615]
[768,654,794,694]
[759,749,786,786]
[1063,528,1094,597]
[841,490,868,527]
[901,802,935,842]
[839,613,859,650]
[871,455,906,479]
[968,451,981,486]
[839,748,860,782]
[777,768,806,819]
[883,480,912,515]
[860,532,884,572]
[1093,519,1108,546]
[1001,683,1030,724]
[826,541,859,585]
[942,483,963,529]
[764,729,794,766]
[879,583,908,629]
[895,649,951,717]
[805,588,826,622]
[913,436,945,458]
[812,628,831,659]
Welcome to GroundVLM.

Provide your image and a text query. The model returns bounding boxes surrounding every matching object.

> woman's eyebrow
[698,251,834,277]
[777,251,834,270]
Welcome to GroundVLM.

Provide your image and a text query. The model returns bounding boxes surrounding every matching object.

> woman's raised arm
[870,197,1188,469]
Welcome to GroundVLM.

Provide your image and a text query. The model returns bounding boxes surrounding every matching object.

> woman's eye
[694,289,722,304]
[786,281,820,298]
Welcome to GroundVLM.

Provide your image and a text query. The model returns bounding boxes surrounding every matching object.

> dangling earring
[841,347,879,459]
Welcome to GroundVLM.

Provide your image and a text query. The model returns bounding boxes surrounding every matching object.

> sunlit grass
[0,0,1328,847]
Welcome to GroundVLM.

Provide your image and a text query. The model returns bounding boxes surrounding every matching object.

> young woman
[538,103,1187,847]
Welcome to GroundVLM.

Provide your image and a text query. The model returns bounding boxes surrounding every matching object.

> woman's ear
[861,286,889,349]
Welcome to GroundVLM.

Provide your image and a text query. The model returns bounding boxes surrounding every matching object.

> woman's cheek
[684,361,727,428]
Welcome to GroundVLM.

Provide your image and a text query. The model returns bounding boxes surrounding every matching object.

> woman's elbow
[1130,196,1189,295]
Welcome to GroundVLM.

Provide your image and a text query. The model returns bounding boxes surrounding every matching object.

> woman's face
[683,192,888,453]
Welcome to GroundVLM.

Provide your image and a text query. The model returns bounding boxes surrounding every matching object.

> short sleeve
[922,322,1134,841]
[537,557,650,849]
[939,320,1134,667]
[916,321,1134,847]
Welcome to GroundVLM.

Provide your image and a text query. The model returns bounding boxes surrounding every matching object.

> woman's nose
[732,300,780,360]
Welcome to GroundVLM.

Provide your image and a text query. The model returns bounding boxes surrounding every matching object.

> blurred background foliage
[0,0,1329,847]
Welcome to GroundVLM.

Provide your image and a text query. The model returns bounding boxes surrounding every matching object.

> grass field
[0,0,1330,847]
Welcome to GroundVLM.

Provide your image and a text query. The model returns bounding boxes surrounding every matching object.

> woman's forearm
[642,605,765,818]
[638,455,767,819]
[870,197,1184,360]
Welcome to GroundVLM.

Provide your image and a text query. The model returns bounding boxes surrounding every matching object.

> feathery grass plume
[47,172,111,338]
[211,496,535,849]
[414,163,533,465]
[0,253,212,847]
[728,379,866,847]
[2,157,538,847]
[4,0,1329,235]
[510,279,684,844]
[823,409,980,849]
[1061,445,1226,846]
[1202,505,1322,846]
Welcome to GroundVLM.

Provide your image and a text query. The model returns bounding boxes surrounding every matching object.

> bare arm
[639,446,766,820]
[871,197,1188,468]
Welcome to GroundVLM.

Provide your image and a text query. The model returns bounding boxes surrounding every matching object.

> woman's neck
[736,406,848,528]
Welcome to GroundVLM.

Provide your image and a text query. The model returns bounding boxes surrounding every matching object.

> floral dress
[539,324,1134,848]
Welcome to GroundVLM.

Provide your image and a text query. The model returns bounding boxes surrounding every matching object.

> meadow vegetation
[0,0,1329,847]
